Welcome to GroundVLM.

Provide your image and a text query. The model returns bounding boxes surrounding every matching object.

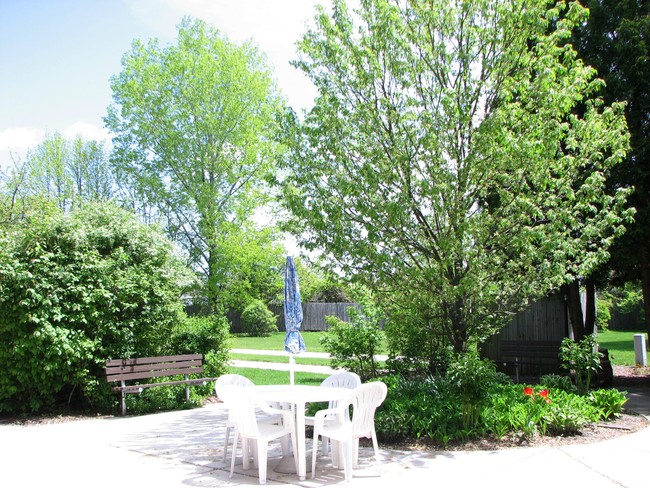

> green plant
[559,334,603,394]
[170,313,231,356]
[169,313,232,383]
[596,293,612,331]
[241,299,278,337]
[444,353,509,430]
[320,304,384,380]
[539,374,577,393]
[0,203,193,414]
[589,388,628,419]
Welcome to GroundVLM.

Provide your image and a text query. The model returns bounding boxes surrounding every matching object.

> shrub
[320,303,384,380]
[383,298,453,376]
[589,388,628,419]
[445,352,506,429]
[170,313,231,356]
[0,203,194,414]
[559,334,603,394]
[241,299,278,336]
[596,293,612,331]
[374,367,621,445]
[542,390,598,435]
[169,313,231,381]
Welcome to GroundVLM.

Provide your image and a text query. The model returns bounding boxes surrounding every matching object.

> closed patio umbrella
[284,256,305,384]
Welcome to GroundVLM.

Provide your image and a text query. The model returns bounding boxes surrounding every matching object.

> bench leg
[515,358,520,383]
[120,381,127,415]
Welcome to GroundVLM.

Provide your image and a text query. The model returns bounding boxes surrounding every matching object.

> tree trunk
[584,279,596,336]
[564,279,585,341]
[641,238,650,344]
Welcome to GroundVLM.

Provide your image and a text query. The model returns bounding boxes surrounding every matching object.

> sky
[0,0,326,168]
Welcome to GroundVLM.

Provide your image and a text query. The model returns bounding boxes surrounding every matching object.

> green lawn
[231,331,328,352]
[597,329,648,366]
[227,367,328,385]
[231,352,333,366]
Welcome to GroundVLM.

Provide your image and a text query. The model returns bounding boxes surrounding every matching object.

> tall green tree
[105,17,285,311]
[279,0,632,359]
[573,0,650,339]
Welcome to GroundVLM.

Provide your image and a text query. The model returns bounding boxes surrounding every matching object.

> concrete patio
[2,399,650,488]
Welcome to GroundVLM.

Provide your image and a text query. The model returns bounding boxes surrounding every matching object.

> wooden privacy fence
[228,302,361,333]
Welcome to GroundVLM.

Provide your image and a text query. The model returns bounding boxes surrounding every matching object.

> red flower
[538,389,551,404]
[523,387,551,404]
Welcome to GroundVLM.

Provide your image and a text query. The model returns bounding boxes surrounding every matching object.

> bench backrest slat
[501,340,561,358]
[105,354,205,382]
[105,353,202,367]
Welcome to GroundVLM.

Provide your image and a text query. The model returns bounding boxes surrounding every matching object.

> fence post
[634,334,647,367]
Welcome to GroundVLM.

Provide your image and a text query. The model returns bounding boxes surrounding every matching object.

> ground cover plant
[374,354,630,448]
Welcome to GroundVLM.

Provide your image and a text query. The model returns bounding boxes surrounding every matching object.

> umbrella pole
[289,355,295,385]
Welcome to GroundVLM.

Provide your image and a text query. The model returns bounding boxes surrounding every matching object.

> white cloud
[0,127,45,155]
[62,121,111,142]
[0,127,45,169]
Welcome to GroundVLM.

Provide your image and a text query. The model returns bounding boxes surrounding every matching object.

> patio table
[252,384,351,481]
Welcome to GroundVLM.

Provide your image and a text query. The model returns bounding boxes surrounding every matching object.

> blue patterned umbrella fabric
[284,256,305,383]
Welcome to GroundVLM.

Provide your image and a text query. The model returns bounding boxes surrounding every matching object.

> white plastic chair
[305,371,361,455]
[224,387,299,484]
[311,381,387,482]
[215,374,256,462]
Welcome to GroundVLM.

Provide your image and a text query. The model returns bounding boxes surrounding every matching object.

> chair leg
[280,433,290,455]
[229,432,239,479]
[352,438,360,468]
[311,433,320,479]
[321,436,330,456]
[257,442,268,484]
[291,432,299,477]
[223,425,232,462]
[371,430,381,475]
[342,440,353,482]
[243,439,251,470]
[331,439,342,469]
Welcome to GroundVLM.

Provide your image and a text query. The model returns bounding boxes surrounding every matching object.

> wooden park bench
[105,354,216,415]
[501,340,562,383]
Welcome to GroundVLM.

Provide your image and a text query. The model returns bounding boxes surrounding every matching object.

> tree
[573,0,650,340]
[279,0,632,360]
[217,223,286,312]
[105,17,285,312]
[0,133,113,217]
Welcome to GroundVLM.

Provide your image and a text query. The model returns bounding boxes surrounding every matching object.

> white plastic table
[252,384,351,481]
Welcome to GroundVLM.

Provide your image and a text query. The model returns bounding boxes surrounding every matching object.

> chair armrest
[255,401,294,427]
[313,406,346,430]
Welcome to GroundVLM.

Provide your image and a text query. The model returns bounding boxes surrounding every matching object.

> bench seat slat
[113,377,217,393]
[105,360,203,376]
